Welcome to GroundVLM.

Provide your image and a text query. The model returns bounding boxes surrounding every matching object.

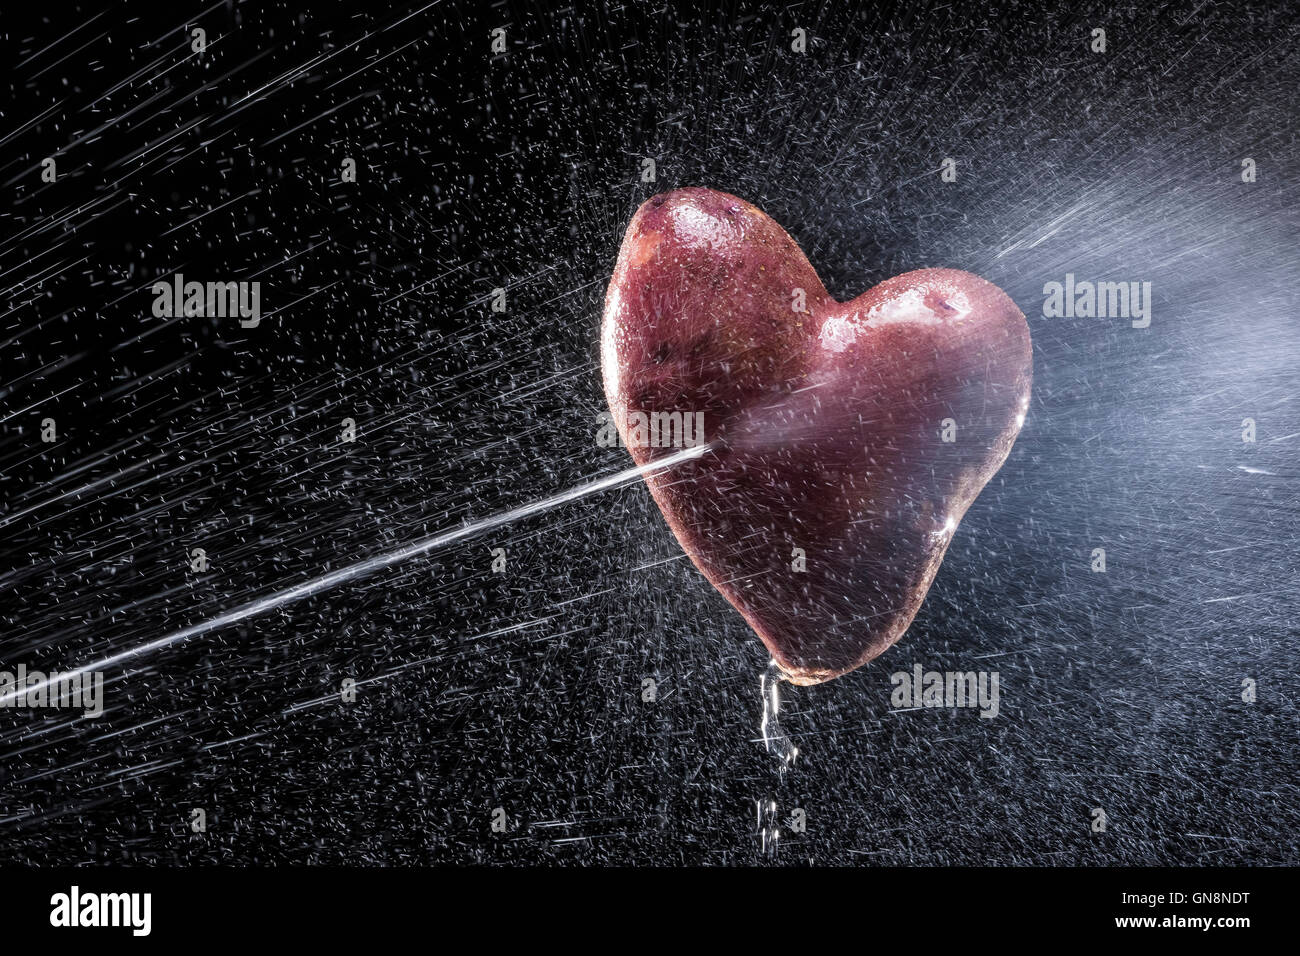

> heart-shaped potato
[602,188,1032,684]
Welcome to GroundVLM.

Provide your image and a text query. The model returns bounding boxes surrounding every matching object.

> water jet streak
[0,443,713,709]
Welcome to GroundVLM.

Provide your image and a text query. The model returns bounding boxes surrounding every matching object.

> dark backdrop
[1,0,1297,864]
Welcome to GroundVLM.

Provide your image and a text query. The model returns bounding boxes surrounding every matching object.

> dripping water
[756,658,799,859]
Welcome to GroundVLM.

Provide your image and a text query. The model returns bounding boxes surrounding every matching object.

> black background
[1,0,1297,865]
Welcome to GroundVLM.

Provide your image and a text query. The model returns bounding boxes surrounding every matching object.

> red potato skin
[601,188,1032,685]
